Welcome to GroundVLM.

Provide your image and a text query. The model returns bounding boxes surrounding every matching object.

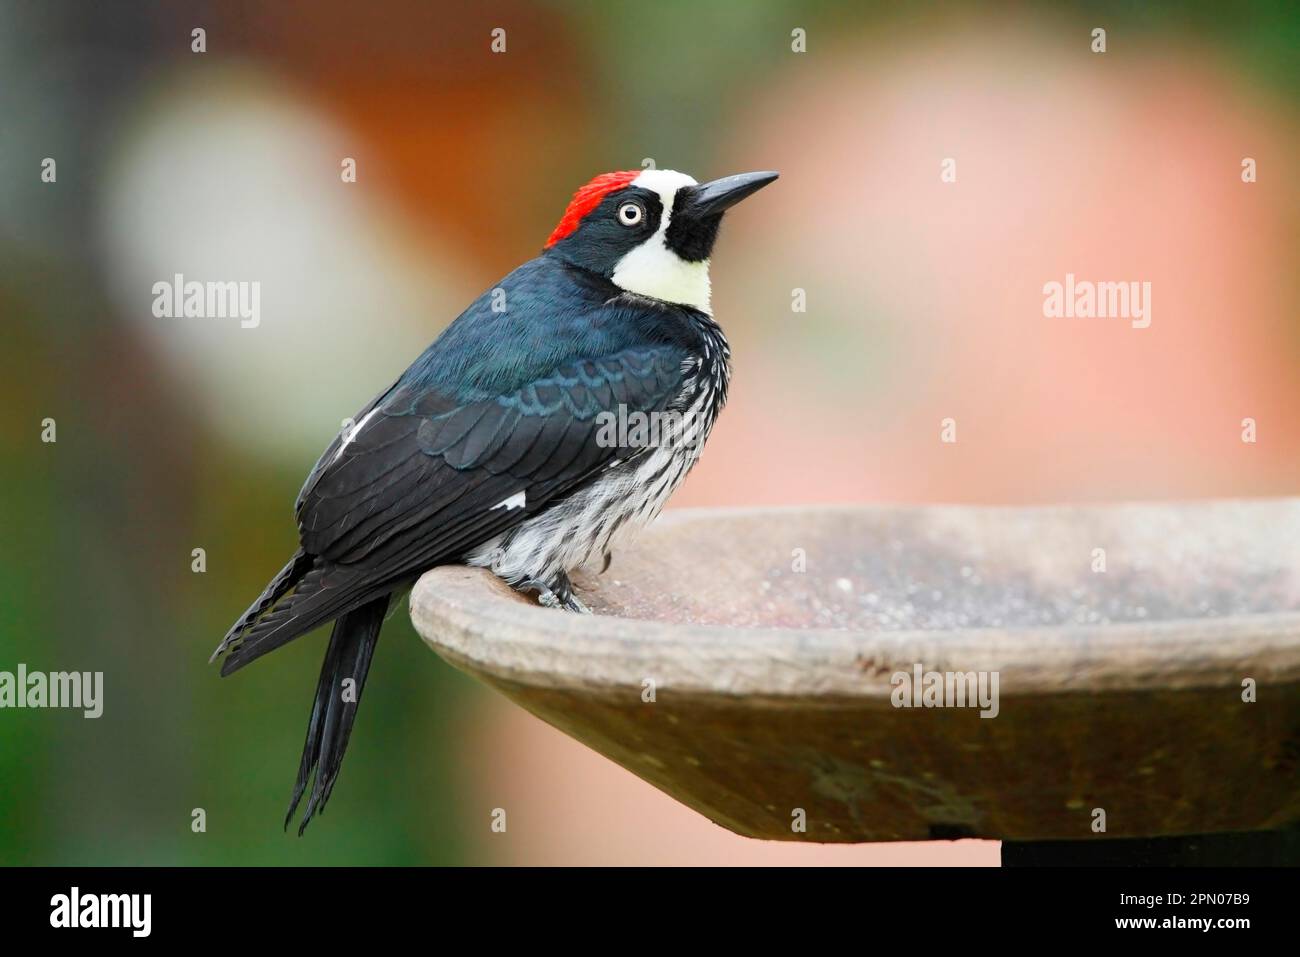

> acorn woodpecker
[211,168,778,832]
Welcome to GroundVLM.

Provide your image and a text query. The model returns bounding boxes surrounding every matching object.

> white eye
[617,202,643,226]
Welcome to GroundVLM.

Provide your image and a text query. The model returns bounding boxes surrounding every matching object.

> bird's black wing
[217,346,686,672]
[300,345,688,565]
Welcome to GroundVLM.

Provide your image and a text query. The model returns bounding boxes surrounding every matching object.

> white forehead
[630,169,697,203]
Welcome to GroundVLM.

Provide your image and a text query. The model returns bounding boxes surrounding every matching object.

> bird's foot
[561,592,591,615]
[520,572,591,615]
[522,579,561,608]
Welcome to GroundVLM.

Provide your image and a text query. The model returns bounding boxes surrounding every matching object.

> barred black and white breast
[466,311,730,610]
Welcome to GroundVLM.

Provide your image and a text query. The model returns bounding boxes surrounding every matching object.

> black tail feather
[286,594,388,835]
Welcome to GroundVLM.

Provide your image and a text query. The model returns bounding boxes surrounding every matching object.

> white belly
[466,380,720,587]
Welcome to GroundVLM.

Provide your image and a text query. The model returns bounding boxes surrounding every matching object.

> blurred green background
[1,0,1297,865]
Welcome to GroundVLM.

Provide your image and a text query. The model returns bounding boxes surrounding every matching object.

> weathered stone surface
[411,501,1300,842]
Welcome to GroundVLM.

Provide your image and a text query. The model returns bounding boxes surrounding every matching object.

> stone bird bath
[410,500,1300,857]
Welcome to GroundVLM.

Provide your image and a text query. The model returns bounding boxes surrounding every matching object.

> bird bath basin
[410,501,1300,844]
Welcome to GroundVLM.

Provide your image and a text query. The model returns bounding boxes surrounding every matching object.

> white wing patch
[492,490,527,511]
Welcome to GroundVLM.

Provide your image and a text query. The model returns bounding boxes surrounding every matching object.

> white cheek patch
[611,169,712,313]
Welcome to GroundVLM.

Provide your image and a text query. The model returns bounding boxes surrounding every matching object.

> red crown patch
[545,170,640,248]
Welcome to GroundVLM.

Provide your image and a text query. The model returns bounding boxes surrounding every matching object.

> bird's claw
[562,593,592,615]
[521,575,591,615]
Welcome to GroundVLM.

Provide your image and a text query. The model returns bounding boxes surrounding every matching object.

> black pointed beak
[686,170,779,217]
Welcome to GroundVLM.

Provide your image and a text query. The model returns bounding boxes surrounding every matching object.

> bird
[210,167,778,833]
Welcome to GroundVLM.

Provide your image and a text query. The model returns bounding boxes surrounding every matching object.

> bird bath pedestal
[410,502,1300,865]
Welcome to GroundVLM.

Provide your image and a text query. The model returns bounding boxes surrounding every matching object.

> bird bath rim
[411,500,1300,700]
